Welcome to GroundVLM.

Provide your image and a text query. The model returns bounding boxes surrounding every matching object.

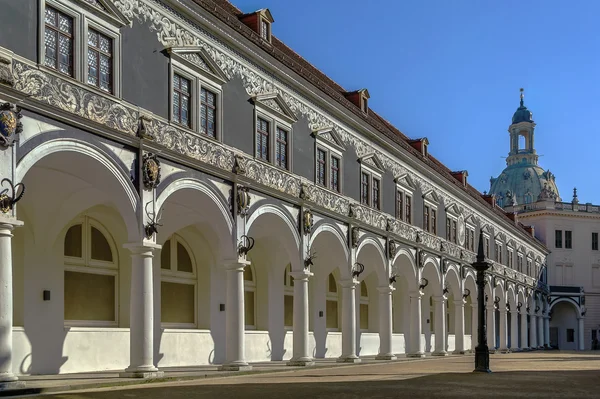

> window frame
[395,179,414,224]
[359,162,383,210]
[593,232,599,251]
[555,229,563,249]
[465,223,475,251]
[565,230,572,249]
[314,129,344,194]
[253,97,294,171]
[507,247,514,269]
[244,265,257,330]
[359,280,369,332]
[283,264,294,331]
[169,55,224,141]
[63,216,119,328]
[43,4,76,78]
[494,240,503,265]
[326,273,340,332]
[159,234,197,329]
[423,198,438,235]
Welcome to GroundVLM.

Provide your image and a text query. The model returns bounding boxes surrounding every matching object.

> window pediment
[445,202,461,216]
[168,46,228,85]
[422,189,439,205]
[395,173,415,192]
[77,0,130,27]
[359,153,384,174]
[313,127,344,152]
[252,93,297,123]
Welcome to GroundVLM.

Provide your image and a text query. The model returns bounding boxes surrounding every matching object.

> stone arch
[421,257,442,296]
[356,235,387,285]
[445,265,461,297]
[391,248,417,290]
[16,138,140,243]
[550,297,583,318]
[309,221,350,279]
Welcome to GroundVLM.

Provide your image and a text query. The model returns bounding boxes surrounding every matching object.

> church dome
[489,164,560,207]
[512,96,533,124]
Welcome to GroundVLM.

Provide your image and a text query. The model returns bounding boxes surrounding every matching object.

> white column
[470,303,478,351]
[486,304,496,351]
[407,291,424,357]
[520,310,528,350]
[510,310,519,350]
[0,221,22,385]
[537,315,544,348]
[288,271,314,366]
[498,309,508,352]
[529,311,537,349]
[220,261,252,371]
[337,280,360,363]
[544,316,550,348]
[453,299,465,354]
[432,296,448,356]
[578,318,585,351]
[121,243,162,378]
[376,286,396,360]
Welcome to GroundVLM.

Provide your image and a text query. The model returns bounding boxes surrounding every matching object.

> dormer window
[344,89,370,114]
[239,9,274,43]
[362,97,368,113]
[409,137,429,157]
[451,170,468,187]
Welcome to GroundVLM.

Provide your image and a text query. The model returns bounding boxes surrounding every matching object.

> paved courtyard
[27,352,600,399]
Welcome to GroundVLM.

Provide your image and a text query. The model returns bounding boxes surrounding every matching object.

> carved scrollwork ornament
[0,178,25,213]
[388,239,397,260]
[348,203,358,218]
[441,259,448,275]
[233,154,247,175]
[142,153,161,190]
[303,209,313,235]
[418,249,425,268]
[137,115,154,140]
[237,185,251,216]
[351,227,360,248]
[386,218,393,232]
[0,103,23,147]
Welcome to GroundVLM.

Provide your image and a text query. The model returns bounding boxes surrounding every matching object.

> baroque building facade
[0,0,548,381]
[490,91,592,351]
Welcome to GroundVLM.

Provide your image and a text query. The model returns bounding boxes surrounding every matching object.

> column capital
[409,290,424,299]
[124,242,161,255]
[433,295,447,304]
[223,259,251,271]
[0,215,23,234]
[339,279,359,288]
[377,286,395,294]
[453,299,466,306]
[290,270,313,281]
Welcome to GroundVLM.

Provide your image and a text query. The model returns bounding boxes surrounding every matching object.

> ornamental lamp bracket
[0,178,25,213]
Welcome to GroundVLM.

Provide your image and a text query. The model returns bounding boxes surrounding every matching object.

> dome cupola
[512,88,534,124]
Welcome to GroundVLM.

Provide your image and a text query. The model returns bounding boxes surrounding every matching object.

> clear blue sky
[231,0,600,202]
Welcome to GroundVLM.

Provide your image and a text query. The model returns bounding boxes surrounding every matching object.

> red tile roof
[191,0,545,247]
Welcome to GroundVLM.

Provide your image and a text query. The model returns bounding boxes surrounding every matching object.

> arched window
[359,280,369,331]
[244,265,256,328]
[64,216,118,326]
[326,273,338,330]
[160,235,196,327]
[283,264,294,328]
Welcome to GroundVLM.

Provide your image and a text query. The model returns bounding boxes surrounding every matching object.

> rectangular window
[275,127,288,169]
[508,251,513,268]
[255,117,269,161]
[260,19,269,41]
[567,329,575,343]
[244,291,255,327]
[484,237,490,258]
[446,218,451,240]
[326,300,338,329]
[331,156,340,192]
[494,243,500,262]
[161,281,195,324]
[64,271,115,322]
[360,172,370,205]
[518,256,523,273]
[372,178,380,210]
[593,232,598,251]
[87,29,113,93]
[396,191,404,220]
[405,195,412,224]
[565,230,572,249]
[172,74,191,127]
[451,220,457,244]
[200,88,216,137]
[284,295,293,327]
[360,303,369,330]
[555,230,562,248]
[431,209,437,235]
[317,149,327,186]
[44,7,74,76]
[423,206,429,232]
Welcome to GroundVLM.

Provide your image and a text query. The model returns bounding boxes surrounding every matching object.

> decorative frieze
[300,183,349,215]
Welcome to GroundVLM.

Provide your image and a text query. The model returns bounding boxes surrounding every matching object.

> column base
[0,373,18,383]
[336,355,361,363]
[0,381,25,391]
[452,350,466,355]
[119,370,164,379]
[219,362,253,372]
[432,351,448,357]
[287,358,315,367]
[406,352,425,358]
[375,354,397,360]
[499,348,511,353]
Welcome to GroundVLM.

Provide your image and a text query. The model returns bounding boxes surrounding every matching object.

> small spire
[519,88,524,107]
[573,187,579,204]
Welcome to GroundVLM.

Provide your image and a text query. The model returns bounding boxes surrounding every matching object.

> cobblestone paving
[39,352,600,399]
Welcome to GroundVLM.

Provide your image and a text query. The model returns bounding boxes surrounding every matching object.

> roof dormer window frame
[260,16,271,42]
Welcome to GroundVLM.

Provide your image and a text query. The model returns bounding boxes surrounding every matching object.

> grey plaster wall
[437,199,447,240]
[343,146,360,202]
[121,19,169,119]
[413,186,424,230]
[222,77,254,155]
[382,170,396,216]
[0,0,37,61]
[292,116,314,181]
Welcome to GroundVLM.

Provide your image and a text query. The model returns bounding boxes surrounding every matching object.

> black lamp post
[473,230,492,373]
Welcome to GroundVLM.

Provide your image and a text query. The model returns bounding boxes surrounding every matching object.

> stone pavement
[4,351,600,398]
